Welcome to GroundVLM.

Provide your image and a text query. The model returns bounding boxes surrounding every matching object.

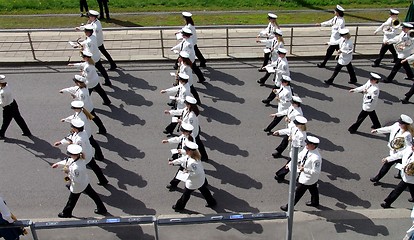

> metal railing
[0,23,380,62]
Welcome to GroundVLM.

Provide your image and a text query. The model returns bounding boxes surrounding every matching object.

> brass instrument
[82,108,95,120]
[409,29,414,38]
[392,19,401,29]
[62,165,70,182]
[404,162,414,176]
[390,137,405,150]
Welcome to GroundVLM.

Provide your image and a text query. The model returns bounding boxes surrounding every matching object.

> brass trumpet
[390,137,405,150]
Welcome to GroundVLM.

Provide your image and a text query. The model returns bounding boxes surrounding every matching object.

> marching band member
[179,12,207,68]
[316,5,345,68]
[262,74,292,109]
[348,72,381,133]
[61,101,104,161]
[399,53,414,104]
[169,141,216,212]
[177,51,201,105]
[384,22,414,83]
[54,119,108,186]
[372,9,400,67]
[324,28,358,85]
[257,29,284,72]
[52,144,107,218]
[0,75,31,139]
[257,48,289,87]
[171,27,206,83]
[280,136,322,211]
[273,115,307,159]
[68,50,111,106]
[370,114,414,182]
[59,75,107,135]
[256,13,280,71]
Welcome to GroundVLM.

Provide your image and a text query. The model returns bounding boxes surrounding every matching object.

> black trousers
[320,44,340,66]
[98,44,117,69]
[373,159,402,181]
[327,62,357,83]
[386,58,414,81]
[165,122,179,134]
[174,179,216,210]
[275,135,289,153]
[90,109,107,134]
[276,162,290,179]
[169,166,185,188]
[194,45,206,65]
[264,87,278,102]
[261,51,271,68]
[258,72,272,84]
[62,184,106,216]
[0,100,31,137]
[384,180,414,205]
[294,182,319,205]
[89,135,104,160]
[80,0,88,12]
[264,115,284,132]
[89,84,111,104]
[196,132,209,161]
[190,85,201,105]
[0,219,21,240]
[95,60,111,85]
[191,61,206,83]
[404,82,414,101]
[348,110,381,132]
[97,0,110,19]
[87,158,107,183]
[374,43,398,65]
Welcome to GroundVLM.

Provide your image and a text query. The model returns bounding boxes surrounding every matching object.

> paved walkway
[0,25,382,64]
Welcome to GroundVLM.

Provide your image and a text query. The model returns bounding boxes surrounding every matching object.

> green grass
[0,0,410,28]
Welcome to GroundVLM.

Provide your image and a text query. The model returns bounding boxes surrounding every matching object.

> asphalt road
[0,59,413,239]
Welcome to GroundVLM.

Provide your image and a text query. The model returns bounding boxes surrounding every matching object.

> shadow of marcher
[318,180,371,208]
[304,207,389,236]
[97,133,145,161]
[106,18,143,27]
[112,70,157,91]
[4,136,63,165]
[322,158,361,181]
[310,134,344,152]
[196,82,245,104]
[290,72,334,101]
[200,132,248,157]
[200,105,241,125]
[94,104,146,126]
[103,160,147,190]
[204,159,261,189]
[301,105,340,123]
[107,85,153,107]
[202,67,245,86]
[100,225,155,240]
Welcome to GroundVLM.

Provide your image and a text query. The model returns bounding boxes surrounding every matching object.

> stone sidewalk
[0,24,381,64]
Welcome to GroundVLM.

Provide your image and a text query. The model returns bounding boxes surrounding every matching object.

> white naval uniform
[179,64,194,86]
[0,84,13,107]
[259,37,284,62]
[171,156,205,190]
[321,16,345,43]
[278,126,307,159]
[387,31,414,59]
[186,24,198,45]
[171,38,196,63]
[59,131,94,164]
[352,80,379,112]
[258,22,278,38]
[277,105,303,124]
[385,148,414,184]
[376,122,413,155]
[169,108,199,138]
[167,134,191,156]
[79,35,101,63]
[72,62,99,89]
[62,111,92,138]
[289,147,322,185]
[60,86,94,112]
[90,19,104,47]
[54,157,89,194]
[330,37,353,65]
[267,56,290,87]
[374,17,399,43]
[275,85,293,113]
[164,82,191,110]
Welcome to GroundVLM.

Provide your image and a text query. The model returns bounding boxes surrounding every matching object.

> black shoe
[166,184,178,191]
[102,82,112,87]
[317,63,325,68]
[324,80,333,85]
[173,65,178,70]
[205,201,217,208]
[58,212,72,218]
[262,99,270,104]
[401,99,410,104]
[370,177,379,183]
[172,205,183,212]
[280,204,288,211]
[305,201,319,207]
[0,135,5,140]
[102,101,111,106]
[272,152,282,158]
[199,63,207,68]
[258,68,266,72]
[22,132,32,137]
[371,125,381,129]
[348,128,357,134]
[409,198,414,203]
[163,130,172,135]
[257,80,265,86]
[394,173,402,179]
[371,63,379,67]
[348,81,357,84]
[167,102,175,107]
[94,209,108,215]
[274,175,284,183]
[380,202,391,209]
[197,79,206,83]
[97,180,109,186]
[108,66,117,71]
[383,79,393,83]
[405,77,414,80]
[97,131,107,135]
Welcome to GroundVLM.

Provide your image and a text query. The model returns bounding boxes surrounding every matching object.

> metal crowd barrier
[2,212,287,240]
